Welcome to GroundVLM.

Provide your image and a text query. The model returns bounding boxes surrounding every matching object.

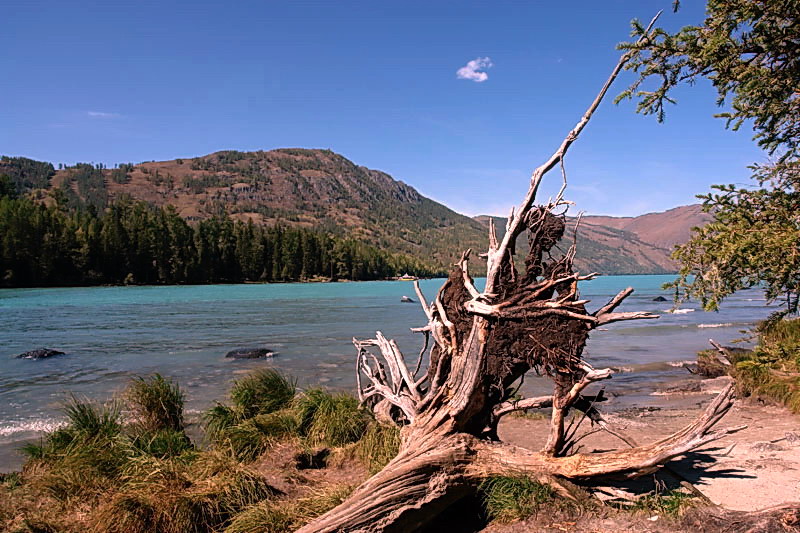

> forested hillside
[0,191,434,287]
[34,149,490,269]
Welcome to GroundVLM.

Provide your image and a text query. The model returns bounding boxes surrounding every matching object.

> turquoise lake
[0,275,777,470]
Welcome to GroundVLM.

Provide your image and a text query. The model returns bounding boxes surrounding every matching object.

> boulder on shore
[225,348,274,359]
[16,348,65,360]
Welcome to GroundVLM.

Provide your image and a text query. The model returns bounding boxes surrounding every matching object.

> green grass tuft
[627,488,696,517]
[231,369,297,419]
[129,428,194,459]
[355,423,401,474]
[205,403,242,438]
[479,475,554,523]
[217,410,299,462]
[63,395,121,440]
[294,388,370,447]
[126,374,185,433]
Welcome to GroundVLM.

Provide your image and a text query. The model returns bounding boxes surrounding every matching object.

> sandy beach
[501,376,800,512]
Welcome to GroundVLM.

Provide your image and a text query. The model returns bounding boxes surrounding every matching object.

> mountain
[2,150,709,275]
[43,149,489,270]
[475,205,711,275]
[581,205,710,251]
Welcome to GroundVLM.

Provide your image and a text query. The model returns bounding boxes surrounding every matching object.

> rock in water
[225,348,274,359]
[16,348,65,360]
[400,296,415,303]
[652,296,668,302]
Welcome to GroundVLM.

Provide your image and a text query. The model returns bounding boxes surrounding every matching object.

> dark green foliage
[64,163,108,210]
[666,161,799,314]
[478,475,554,523]
[619,1,800,159]
[0,156,54,193]
[0,193,435,288]
[126,374,185,433]
[111,163,133,184]
[129,428,193,459]
[0,175,17,199]
[619,2,800,313]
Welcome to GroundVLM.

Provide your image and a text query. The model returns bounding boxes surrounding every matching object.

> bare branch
[413,280,432,321]
[493,396,553,418]
[594,287,634,316]
[484,11,663,295]
[709,338,733,366]
[457,250,481,299]
[597,311,660,326]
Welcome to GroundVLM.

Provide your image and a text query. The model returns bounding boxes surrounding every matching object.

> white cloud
[87,111,121,118]
[456,57,492,82]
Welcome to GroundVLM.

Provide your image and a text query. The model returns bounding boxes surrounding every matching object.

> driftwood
[299,12,745,532]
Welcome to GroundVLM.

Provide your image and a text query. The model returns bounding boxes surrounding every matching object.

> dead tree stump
[299,13,744,532]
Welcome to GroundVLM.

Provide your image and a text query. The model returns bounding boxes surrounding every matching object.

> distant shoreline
[0,272,679,291]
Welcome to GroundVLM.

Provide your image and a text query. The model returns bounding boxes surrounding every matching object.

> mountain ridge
[1,150,710,275]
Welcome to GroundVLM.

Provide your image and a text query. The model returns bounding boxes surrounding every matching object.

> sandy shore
[499,376,800,512]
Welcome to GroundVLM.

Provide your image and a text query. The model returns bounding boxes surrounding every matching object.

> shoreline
[0,272,683,291]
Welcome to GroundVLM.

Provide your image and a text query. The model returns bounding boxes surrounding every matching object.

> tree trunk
[300,12,745,532]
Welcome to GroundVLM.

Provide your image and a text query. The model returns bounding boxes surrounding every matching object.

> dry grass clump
[90,462,279,533]
[224,484,354,533]
[20,396,128,501]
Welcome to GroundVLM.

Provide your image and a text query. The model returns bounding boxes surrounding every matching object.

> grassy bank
[2,367,723,532]
[0,370,400,532]
[698,318,800,412]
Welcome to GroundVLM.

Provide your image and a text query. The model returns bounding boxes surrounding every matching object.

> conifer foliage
[0,193,435,287]
[619,0,800,314]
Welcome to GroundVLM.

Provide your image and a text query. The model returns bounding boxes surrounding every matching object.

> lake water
[0,275,777,470]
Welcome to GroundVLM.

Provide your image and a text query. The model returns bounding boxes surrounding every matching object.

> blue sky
[2,1,766,217]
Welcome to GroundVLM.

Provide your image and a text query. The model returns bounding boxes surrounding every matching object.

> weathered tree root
[298,12,751,532]
[299,386,742,532]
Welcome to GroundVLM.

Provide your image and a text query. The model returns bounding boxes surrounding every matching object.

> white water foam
[0,418,66,438]
[666,360,697,367]
[698,323,733,328]
[666,308,695,314]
